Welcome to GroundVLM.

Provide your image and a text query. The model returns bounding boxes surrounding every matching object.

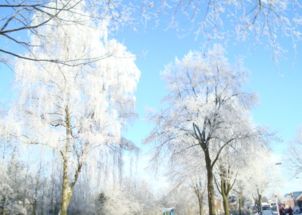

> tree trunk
[222,193,230,215]
[258,193,262,215]
[220,176,230,215]
[256,191,262,215]
[60,156,73,215]
[238,191,244,215]
[205,151,216,215]
[59,106,73,215]
[32,199,37,215]
[238,196,242,215]
[207,170,216,215]
[198,195,204,215]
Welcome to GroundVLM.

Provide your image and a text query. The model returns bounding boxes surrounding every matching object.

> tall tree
[4,2,140,214]
[147,45,257,215]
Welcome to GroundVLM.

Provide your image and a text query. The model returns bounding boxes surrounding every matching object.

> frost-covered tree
[166,147,207,215]
[158,184,200,215]
[239,145,282,214]
[214,141,252,215]
[130,181,161,215]
[3,3,140,214]
[0,150,31,215]
[215,163,236,215]
[96,188,142,215]
[289,129,302,176]
[191,176,206,215]
[147,45,258,215]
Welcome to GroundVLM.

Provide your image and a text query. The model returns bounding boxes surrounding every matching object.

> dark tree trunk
[220,174,231,215]
[256,191,262,215]
[205,150,216,215]
[238,191,244,215]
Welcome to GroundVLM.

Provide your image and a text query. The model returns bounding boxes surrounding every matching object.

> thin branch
[211,137,236,168]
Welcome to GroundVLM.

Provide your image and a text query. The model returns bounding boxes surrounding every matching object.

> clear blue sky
[1,12,302,194]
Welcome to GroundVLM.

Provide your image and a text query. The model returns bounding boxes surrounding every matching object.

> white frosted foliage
[5,1,140,182]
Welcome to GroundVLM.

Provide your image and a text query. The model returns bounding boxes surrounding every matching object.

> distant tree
[214,141,254,215]
[289,129,302,176]
[3,3,140,214]
[167,148,207,215]
[96,188,142,215]
[0,150,29,215]
[240,146,281,214]
[215,163,236,215]
[192,177,206,215]
[147,45,258,215]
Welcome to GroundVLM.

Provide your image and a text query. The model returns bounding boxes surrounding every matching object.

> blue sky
[1,10,302,194]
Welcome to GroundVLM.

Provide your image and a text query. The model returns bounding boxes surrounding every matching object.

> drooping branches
[4,4,140,213]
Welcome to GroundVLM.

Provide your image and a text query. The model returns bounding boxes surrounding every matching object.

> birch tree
[4,2,140,214]
[147,45,258,215]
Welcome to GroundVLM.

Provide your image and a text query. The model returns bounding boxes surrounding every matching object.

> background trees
[239,144,283,214]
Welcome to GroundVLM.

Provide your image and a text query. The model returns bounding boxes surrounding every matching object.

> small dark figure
[279,205,285,215]
[287,206,293,215]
